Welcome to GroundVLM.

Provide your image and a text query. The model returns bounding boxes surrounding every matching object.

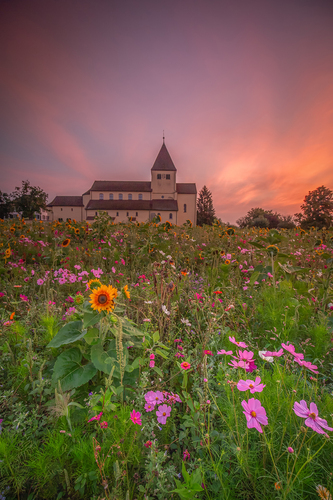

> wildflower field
[0,216,333,500]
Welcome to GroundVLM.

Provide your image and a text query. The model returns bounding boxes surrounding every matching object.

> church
[47,141,197,225]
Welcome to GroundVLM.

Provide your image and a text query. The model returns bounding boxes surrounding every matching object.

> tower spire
[163,130,165,144]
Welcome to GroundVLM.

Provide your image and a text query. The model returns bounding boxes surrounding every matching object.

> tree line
[196,185,333,229]
[0,180,48,219]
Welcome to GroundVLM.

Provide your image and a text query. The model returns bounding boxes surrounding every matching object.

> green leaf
[84,327,99,345]
[120,317,144,337]
[249,241,266,249]
[249,271,259,286]
[91,342,116,374]
[155,348,168,359]
[153,331,160,342]
[52,347,97,391]
[83,311,103,329]
[47,321,85,348]
[153,366,163,377]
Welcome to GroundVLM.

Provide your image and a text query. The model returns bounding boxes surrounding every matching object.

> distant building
[47,141,197,225]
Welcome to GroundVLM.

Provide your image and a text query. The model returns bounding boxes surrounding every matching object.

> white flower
[181,318,191,327]
[145,301,153,304]
[159,250,166,256]
[161,260,166,264]
[161,305,170,315]
[259,351,274,363]
[166,255,172,260]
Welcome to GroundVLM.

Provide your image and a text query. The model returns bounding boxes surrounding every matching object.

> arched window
[169,213,173,219]
[138,194,143,200]
[157,174,161,179]
[119,193,123,200]
[109,193,113,200]
[184,204,187,213]
[128,194,132,200]
[99,193,104,200]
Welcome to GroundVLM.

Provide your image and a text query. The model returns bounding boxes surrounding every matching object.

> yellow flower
[267,245,279,256]
[89,284,118,313]
[123,284,130,299]
[61,238,70,247]
[4,248,11,259]
[75,228,80,234]
[225,259,230,265]
[88,278,102,290]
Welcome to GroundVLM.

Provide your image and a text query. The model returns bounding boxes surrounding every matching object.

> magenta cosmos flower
[281,343,304,359]
[237,377,265,394]
[293,401,333,437]
[156,404,171,424]
[242,398,268,433]
[88,411,103,422]
[238,350,257,373]
[294,358,319,374]
[228,359,248,369]
[229,336,248,348]
[180,361,191,370]
[217,349,233,355]
[145,390,164,405]
[130,410,142,425]
[263,349,284,357]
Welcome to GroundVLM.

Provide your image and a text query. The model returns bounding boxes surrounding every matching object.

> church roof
[47,196,84,207]
[176,183,197,194]
[89,181,152,192]
[151,143,177,171]
[86,199,178,211]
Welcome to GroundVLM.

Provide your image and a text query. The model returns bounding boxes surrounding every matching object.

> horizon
[1,0,333,224]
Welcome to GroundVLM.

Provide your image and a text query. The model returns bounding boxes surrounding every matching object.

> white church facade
[47,142,197,225]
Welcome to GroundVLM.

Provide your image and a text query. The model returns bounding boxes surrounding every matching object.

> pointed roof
[151,142,177,171]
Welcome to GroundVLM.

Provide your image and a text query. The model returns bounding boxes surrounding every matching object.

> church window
[95,212,98,216]
[166,174,170,180]
[157,174,161,179]
[138,193,143,200]
[136,212,138,216]
[184,204,187,213]
[127,212,129,216]
[119,193,123,200]
[161,195,164,199]
[116,212,119,216]
[169,213,173,219]
[109,193,113,200]
[61,208,63,211]
[99,193,104,200]
[71,208,73,211]
[128,194,132,200]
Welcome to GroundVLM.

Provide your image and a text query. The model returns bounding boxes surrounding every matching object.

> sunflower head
[61,238,70,247]
[90,284,118,313]
[226,227,235,236]
[4,248,11,259]
[123,284,130,299]
[267,245,279,256]
[88,278,102,290]
[225,259,231,265]
[75,228,80,234]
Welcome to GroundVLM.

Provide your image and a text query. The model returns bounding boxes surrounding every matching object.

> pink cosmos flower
[0,293,5,298]
[204,350,213,356]
[144,440,152,448]
[130,410,142,425]
[156,404,171,424]
[150,353,155,360]
[229,336,248,348]
[294,358,319,374]
[145,391,164,405]
[263,349,284,357]
[100,421,108,429]
[175,353,185,358]
[149,360,155,368]
[183,449,190,461]
[228,359,249,369]
[293,400,333,437]
[237,377,265,394]
[145,402,155,412]
[37,279,44,286]
[20,294,28,302]
[217,349,233,355]
[180,362,191,370]
[237,350,257,373]
[88,412,103,422]
[281,343,304,359]
[288,447,294,453]
[242,398,268,433]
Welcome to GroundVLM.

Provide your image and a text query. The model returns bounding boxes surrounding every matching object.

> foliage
[236,207,296,229]
[196,185,216,226]
[11,180,48,219]
[0,217,333,499]
[295,185,333,229]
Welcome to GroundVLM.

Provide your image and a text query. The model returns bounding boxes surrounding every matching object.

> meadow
[0,215,332,500]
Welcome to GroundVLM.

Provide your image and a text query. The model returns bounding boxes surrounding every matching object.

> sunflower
[75,228,80,234]
[226,227,235,235]
[20,235,25,239]
[220,250,225,256]
[4,248,11,259]
[266,245,279,256]
[61,238,70,247]
[90,284,118,313]
[88,278,102,290]
[225,259,231,265]
[10,227,15,233]
[123,284,130,299]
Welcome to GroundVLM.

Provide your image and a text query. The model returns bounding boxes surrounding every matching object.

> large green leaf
[90,341,117,374]
[52,347,97,390]
[47,321,85,348]
[120,317,144,337]
[83,311,103,329]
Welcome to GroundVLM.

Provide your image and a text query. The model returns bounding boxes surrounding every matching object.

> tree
[294,185,333,229]
[12,180,48,219]
[197,186,216,226]
[0,191,13,219]
[236,207,295,229]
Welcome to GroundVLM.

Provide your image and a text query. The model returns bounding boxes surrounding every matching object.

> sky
[1,0,333,224]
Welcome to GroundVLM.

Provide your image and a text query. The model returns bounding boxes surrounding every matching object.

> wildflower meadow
[0,215,333,500]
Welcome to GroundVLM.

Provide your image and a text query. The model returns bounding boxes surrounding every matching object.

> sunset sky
[1,0,333,223]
